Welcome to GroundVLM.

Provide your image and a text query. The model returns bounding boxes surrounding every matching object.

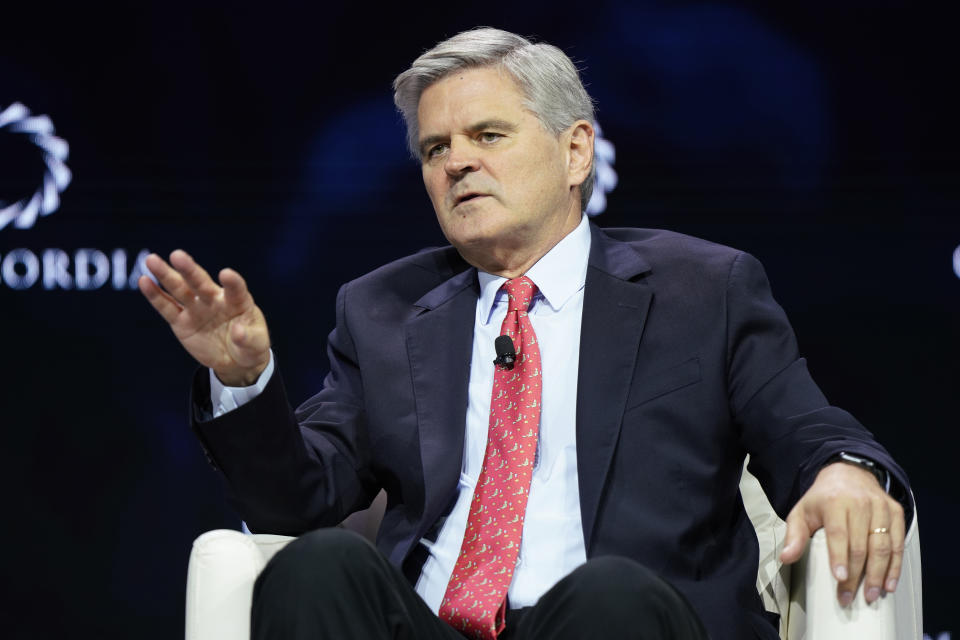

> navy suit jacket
[193,223,909,640]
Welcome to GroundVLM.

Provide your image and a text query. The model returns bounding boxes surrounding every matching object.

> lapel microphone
[493,335,516,370]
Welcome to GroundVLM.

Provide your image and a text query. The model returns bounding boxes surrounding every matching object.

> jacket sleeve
[726,252,912,521]
[191,282,380,535]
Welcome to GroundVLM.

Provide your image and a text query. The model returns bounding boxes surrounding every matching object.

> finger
[219,268,251,310]
[144,252,175,285]
[138,273,184,325]
[146,252,195,306]
[820,505,851,598]
[780,506,812,564]
[839,500,871,606]
[169,249,221,302]
[883,500,906,594]
[862,498,892,603]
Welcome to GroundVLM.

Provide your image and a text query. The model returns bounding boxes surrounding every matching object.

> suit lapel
[406,265,478,534]
[577,225,653,551]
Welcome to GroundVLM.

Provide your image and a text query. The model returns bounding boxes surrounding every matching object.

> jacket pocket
[623,356,701,412]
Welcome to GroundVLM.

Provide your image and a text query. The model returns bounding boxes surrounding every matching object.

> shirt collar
[476,215,591,325]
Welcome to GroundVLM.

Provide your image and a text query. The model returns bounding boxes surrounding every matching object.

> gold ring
[871,527,889,535]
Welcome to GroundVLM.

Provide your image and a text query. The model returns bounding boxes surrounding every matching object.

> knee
[277,527,375,565]
[569,556,658,589]
[256,528,378,597]
[529,557,705,639]
[560,556,679,617]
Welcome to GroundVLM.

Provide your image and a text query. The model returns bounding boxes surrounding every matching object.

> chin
[446,232,497,254]
[441,216,508,248]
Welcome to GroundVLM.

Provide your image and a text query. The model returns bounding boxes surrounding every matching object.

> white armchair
[739,464,922,639]
[186,467,922,639]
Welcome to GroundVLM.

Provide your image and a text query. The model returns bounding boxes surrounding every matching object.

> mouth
[453,192,488,207]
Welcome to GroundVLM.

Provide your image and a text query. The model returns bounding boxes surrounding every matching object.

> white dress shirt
[211,214,592,611]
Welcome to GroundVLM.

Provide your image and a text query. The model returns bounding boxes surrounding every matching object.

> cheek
[509,165,557,206]
[513,146,564,188]
[422,173,444,206]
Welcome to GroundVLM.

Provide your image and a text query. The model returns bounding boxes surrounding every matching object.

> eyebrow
[418,119,519,157]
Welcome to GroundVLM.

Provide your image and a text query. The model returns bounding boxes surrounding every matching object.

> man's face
[417,66,586,273]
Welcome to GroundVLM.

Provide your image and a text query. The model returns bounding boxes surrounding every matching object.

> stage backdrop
[2,2,957,638]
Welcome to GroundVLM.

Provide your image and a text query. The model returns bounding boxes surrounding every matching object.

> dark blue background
[2,2,957,637]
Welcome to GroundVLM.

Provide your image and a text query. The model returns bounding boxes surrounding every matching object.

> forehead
[416,67,528,134]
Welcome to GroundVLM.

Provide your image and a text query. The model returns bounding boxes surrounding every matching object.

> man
[140,28,910,640]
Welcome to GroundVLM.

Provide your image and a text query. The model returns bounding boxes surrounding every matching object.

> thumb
[229,318,271,362]
[780,506,813,564]
[230,321,248,347]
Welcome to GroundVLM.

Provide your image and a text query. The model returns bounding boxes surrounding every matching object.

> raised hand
[779,461,905,607]
[138,250,271,386]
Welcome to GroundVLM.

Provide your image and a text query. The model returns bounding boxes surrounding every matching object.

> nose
[444,137,480,178]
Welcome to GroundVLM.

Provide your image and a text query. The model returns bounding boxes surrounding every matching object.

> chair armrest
[185,530,295,640]
[789,509,922,639]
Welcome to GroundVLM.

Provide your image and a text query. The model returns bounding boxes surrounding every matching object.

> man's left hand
[779,462,905,606]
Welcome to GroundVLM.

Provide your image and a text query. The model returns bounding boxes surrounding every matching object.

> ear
[565,119,595,188]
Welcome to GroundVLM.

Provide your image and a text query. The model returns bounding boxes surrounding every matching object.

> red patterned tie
[439,276,542,640]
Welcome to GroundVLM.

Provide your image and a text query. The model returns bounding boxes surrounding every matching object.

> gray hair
[393,27,596,211]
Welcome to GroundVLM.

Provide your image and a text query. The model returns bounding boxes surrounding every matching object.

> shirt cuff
[209,350,275,418]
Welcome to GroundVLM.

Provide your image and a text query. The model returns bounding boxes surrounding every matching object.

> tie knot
[502,276,537,314]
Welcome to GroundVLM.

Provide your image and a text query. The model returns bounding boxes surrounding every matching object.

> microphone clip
[493,335,517,370]
[493,352,516,370]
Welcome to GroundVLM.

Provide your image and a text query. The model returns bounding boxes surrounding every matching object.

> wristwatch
[826,451,891,492]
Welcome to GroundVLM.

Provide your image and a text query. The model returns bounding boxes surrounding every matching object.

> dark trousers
[252,529,708,640]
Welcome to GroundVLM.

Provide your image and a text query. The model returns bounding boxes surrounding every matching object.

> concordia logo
[0,102,152,291]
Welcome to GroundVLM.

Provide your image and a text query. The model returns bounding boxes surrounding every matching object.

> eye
[425,143,448,160]
[478,132,503,144]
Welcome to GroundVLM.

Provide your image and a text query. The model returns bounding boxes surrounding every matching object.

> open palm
[138,250,271,386]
